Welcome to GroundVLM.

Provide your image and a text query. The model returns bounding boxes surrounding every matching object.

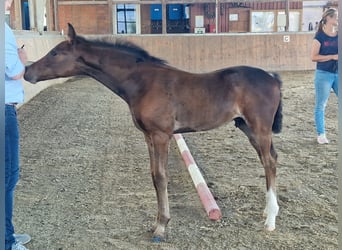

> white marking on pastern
[264,189,279,231]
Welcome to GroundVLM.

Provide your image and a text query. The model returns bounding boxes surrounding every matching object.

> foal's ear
[67,23,77,45]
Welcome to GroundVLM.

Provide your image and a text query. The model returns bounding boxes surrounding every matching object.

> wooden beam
[57,0,301,5]
[58,1,108,5]
[162,0,166,34]
[285,0,289,31]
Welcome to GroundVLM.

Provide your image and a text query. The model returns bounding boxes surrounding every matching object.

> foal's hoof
[151,236,164,243]
[265,225,276,232]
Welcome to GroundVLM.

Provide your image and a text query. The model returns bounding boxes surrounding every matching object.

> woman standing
[5,0,31,249]
[311,8,338,144]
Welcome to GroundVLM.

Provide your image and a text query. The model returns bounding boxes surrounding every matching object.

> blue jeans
[5,105,20,250]
[314,70,338,135]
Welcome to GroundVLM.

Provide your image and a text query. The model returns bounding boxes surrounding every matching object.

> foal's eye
[50,50,57,56]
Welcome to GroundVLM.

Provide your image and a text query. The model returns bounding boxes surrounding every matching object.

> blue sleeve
[314,32,323,44]
[5,23,24,78]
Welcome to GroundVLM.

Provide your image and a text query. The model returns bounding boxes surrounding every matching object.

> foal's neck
[79,45,137,103]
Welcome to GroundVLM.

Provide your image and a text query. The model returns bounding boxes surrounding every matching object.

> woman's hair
[317,8,337,33]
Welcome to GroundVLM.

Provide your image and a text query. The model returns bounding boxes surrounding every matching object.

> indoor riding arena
[13,33,337,249]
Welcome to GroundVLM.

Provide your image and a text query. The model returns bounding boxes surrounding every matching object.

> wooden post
[215,0,219,33]
[285,0,289,31]
[108,0,113,34]
[14,0,22,29]
[28,0,36,31]
[162,0,166,34]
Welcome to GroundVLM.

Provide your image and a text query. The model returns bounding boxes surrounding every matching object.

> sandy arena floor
[15,70,337,249]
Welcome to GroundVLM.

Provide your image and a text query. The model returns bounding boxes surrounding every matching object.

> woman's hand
[18,46,28,65]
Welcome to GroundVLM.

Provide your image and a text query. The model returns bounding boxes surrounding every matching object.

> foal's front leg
[145,133,171,241]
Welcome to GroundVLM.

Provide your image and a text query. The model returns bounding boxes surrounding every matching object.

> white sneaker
[13,234,31,245]
[11,241,28,250]
[317,134,329,144]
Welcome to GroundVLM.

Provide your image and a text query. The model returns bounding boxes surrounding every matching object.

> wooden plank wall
[17,32,315,73]
[100,32,315,72]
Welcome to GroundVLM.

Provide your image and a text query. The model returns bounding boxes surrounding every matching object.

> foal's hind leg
[234,118,279,231]
[144,132,171,241]
[259,135,279,231]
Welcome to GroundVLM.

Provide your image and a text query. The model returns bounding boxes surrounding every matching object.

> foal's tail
[270,73,283,134]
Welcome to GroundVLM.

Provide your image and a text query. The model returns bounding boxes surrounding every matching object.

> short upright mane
[75,35,167,65]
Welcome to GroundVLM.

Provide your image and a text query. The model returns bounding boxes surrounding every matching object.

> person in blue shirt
[5,0,31,249]
[311,8,338,144]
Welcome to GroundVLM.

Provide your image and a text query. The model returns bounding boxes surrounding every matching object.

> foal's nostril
[23,73,30,82]
[23,71,36,83]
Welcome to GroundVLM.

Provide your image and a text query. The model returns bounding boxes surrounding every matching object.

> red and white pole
[173,134,222,221]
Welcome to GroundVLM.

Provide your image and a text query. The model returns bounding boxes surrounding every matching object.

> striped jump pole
[173,134,222,221]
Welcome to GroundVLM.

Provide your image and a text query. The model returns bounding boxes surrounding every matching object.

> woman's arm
[11,47,27,80]
[311,39,338,62]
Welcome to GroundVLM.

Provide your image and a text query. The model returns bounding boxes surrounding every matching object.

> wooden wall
[95,32,315,72]
[17,32,315,73]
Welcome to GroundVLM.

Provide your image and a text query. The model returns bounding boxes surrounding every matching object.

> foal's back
[156,66,281,133]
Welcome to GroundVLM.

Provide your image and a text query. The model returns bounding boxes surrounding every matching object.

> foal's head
[24,23,167,84]
[24,24,86,83]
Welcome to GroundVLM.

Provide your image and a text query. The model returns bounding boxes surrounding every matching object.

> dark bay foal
[24,23,283,241]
